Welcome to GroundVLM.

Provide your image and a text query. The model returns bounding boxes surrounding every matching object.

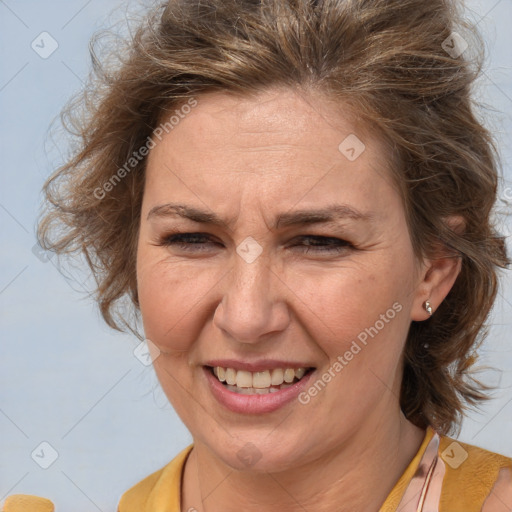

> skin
[136,87,462,511]
[481,467,512,511]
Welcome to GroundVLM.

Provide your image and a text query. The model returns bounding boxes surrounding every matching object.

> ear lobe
[411,254,462,321]
[410,216,464,321]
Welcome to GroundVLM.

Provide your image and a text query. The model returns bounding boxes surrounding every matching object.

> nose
[213,252,291,344]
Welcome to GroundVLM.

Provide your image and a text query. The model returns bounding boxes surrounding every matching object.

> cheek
[290,263,409,339]
[136,251,223,353]
[292,268,412,413]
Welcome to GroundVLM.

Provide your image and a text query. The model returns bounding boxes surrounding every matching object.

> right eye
[158,232,222,252]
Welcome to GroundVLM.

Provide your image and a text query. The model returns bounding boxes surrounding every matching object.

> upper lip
[204,359,315,372]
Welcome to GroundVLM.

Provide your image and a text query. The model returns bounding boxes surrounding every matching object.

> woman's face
[137,88,423,471]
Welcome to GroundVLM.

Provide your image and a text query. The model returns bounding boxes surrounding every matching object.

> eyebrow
[147,202,374,229]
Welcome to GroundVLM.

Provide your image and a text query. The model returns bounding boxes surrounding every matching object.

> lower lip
[203,366,314,414]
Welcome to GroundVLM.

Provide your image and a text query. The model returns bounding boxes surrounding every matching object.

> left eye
[158,233,351,254]
[291,235,351,253]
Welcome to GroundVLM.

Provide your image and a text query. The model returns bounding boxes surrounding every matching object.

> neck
[182,412,426,512]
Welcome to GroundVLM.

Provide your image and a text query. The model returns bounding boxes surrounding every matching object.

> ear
[410,216,464,321]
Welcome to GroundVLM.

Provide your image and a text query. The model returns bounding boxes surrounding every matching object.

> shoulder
[2,495,54,512]
[117,444,193,512]
[438,435,512,512]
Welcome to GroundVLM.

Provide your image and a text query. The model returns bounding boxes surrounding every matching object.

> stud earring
[424,300,433,316]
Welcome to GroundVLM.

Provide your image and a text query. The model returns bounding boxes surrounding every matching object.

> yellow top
[116,427,512,512]
[2,495,54,512]
[3,428,511,512]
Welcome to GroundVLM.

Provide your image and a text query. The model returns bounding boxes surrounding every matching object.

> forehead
[153,88,382,160]
[144,88,400,220]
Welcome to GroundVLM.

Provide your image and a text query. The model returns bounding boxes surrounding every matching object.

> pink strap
[396,432,446,512]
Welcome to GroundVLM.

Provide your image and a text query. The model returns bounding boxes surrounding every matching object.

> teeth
[211,366,309,393]
[224,384,294,394]
[271,368,284,385]
[284,369,295,383]
[236,370,253,388]
[295,367,306,379]
[253,370,271,388]
[225,368,237,385]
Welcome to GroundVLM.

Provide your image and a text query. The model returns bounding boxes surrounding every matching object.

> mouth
[205,365,315,395]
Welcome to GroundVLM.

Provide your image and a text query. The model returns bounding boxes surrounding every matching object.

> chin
[204,434,308,473]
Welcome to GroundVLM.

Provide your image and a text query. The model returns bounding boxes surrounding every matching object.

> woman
[6,0,511,511]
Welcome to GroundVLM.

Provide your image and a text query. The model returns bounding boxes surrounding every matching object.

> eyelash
[158,232,352,254]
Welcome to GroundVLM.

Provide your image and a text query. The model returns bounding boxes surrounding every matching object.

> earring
[424,300,433,316]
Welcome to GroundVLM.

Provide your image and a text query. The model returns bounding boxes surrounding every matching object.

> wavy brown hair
[38,0,509,435]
